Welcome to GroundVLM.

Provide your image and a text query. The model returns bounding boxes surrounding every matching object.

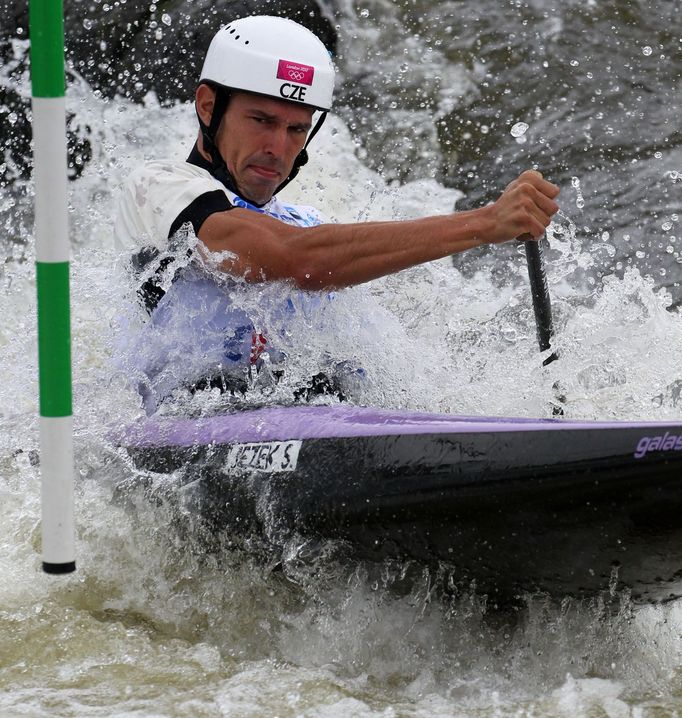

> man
[115,15,560,412]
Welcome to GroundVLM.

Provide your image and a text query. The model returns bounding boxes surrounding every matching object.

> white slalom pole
[30,0,76,573]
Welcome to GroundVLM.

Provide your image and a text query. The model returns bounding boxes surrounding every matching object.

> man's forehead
[230,91,314,123]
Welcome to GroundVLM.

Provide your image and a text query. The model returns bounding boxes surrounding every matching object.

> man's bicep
[198,207,294,252]
[198,208,303,282]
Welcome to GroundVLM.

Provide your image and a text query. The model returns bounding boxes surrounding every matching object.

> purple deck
[118,404,682,449]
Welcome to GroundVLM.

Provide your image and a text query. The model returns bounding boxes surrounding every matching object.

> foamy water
[2,44,682,718]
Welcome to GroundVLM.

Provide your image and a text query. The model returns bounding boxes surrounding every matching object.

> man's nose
[263,126,288,156]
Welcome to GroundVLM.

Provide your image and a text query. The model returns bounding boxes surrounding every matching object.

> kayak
[118,404,682,603]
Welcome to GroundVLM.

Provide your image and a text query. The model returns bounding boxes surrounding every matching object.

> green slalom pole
[29,0,76,573]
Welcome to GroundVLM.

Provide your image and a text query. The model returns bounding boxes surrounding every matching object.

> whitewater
[2,10,682,717]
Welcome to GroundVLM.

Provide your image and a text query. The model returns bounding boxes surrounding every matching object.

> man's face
[216,92,314,204]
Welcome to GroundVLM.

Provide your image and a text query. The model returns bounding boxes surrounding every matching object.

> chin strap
[274,110,327,195]
[196,85,245,198]
[196,83,328,203]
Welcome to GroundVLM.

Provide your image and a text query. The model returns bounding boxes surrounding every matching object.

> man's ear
[195,84,216,126]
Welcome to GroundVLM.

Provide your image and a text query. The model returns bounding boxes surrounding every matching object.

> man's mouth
[248,164,280,180]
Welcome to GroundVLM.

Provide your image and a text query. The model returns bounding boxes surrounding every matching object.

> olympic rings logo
[277,59,313,86]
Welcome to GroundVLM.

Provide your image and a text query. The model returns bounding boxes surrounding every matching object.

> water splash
[510,121,529,144]
[2,43,682,718]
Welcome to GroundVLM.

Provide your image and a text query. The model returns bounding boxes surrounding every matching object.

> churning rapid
[1,0,681,715]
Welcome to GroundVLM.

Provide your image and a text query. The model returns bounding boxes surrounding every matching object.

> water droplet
[642,46,652,56]
[571,176,581,188]
[666,245,675,254]
[161,13,172,26]
[155,28,163,40]
[359,8,369,18]
[636,250,646,259]
[672,214,679,222]
[83,18,93,29]
[570,59,579,67]
[510,122,528,138]
[601,231,610,241]
[663,221,673,231]
[654,151,663,159]
[7,112,17,125]
[576,198,585,209]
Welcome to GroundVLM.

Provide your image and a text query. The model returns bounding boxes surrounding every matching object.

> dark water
[330,0,681,300]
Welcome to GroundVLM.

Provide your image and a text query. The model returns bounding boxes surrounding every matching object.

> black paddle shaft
[523,235,558,364]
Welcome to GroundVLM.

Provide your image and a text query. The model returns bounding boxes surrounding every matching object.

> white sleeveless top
[115,160,325,251]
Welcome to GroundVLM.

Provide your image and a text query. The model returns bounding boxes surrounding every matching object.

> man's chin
[236,180,277,206]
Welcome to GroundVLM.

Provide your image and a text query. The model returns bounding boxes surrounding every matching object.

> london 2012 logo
[276,59,315,86]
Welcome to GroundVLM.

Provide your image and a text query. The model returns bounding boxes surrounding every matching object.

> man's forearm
[289,209,491,289]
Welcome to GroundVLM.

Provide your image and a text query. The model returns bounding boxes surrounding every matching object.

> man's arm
[198,170,560,290]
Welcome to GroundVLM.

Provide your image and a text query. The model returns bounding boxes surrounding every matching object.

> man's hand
[482,170,560,244]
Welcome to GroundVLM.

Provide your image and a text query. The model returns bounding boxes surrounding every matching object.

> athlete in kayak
[115,15,560,412]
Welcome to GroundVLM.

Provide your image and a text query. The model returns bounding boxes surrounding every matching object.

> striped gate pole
[29,0,76,573]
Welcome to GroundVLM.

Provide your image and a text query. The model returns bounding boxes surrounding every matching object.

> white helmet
[200,15,335,111]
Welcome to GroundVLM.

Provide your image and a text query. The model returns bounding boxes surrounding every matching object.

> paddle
[520,233,558,365]
[520,232,565,415]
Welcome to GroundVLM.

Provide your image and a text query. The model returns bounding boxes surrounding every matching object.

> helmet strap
[196,85,249,200]
[274,111,328,194]
[196,83,230,160]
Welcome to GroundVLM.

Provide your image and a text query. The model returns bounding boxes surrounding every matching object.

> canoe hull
[121,406,682,602]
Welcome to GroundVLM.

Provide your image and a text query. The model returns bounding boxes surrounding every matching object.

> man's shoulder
[127,159,218,185]
[115,159,227,252]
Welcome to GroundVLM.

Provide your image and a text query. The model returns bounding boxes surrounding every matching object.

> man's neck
[195,133,213,164]
[186,140,272,209]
